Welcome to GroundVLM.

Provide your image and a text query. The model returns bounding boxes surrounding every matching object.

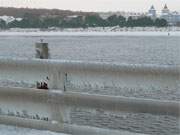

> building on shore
[126,12,146,20]
[0,15,22,24]
[99,4,180,26]
[99,12,124,20]
[147,5,156,20]
[160,4,180,26]
[99,11,145,20]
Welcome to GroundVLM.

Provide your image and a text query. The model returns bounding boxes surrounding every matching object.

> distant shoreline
[0,27,180,36]
[0,26,180,33]
[0,31,180,37]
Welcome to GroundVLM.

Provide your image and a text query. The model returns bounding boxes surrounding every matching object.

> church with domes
[160,4,180,25]
[147,5,156,20]
[147,4,180,26]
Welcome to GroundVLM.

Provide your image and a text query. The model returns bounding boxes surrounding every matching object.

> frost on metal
[0,58,179,93]
[0,108,49,121]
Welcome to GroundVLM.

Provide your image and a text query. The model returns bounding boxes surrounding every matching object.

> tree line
[0,13,168,29]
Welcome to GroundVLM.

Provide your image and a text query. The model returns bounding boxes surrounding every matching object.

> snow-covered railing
[0,87,179,134]
[0,58,179,134]
[0,58,179,92]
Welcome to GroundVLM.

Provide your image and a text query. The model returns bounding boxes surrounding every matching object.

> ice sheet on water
[0,30,180,36]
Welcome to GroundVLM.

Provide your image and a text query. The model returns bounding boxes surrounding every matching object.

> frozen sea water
[0,33,179,65]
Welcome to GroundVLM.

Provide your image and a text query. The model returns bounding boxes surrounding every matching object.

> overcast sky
[0,0,179,12]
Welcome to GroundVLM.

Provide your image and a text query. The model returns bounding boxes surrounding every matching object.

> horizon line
[0,6,179,14]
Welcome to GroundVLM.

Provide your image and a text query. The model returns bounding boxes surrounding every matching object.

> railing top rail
[0,87,179,117]
[0,58,179,74]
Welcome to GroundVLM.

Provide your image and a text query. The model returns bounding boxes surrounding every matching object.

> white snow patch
[0,31,180,36]
[0,27,180,36]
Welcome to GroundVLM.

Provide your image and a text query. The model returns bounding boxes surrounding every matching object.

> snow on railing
[0,58,179,134]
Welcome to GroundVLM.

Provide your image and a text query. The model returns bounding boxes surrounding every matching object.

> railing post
[48,71,67,91]
[51,104,71,124]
